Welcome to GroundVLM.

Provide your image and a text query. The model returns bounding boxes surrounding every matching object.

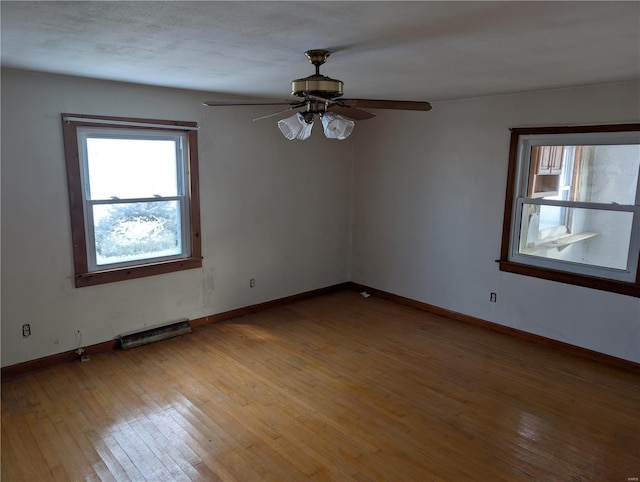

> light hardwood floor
[2,291,639,481]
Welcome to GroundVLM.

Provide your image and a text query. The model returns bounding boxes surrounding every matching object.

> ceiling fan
[203,49,432,140]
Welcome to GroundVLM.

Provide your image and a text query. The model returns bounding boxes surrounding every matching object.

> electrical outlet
[490,292,497,303]
[250,278,256,288]
[22,324,31,337]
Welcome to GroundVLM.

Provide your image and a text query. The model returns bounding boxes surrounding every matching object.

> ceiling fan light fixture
[321,112,354,140]
[277,112,313,141]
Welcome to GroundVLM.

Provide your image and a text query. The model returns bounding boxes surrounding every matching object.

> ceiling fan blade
[252,105,305,121]
[340,99,432,111]
[203,99,300,107]
[328,105,376,121]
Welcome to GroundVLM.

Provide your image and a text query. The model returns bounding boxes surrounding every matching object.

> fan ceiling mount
[203,49,432,140]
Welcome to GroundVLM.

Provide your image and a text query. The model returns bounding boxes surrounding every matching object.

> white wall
[1,69,353,367]
[352,81,640,363]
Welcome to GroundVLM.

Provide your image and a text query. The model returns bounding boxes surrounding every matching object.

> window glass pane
[518,203,633,271]
[86,137,179,200]
[573,145,640,204]
[531,144,640,204]
[93,201,182,266]
[538,204,567,231]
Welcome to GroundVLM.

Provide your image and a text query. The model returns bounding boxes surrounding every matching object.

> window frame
[499,124,640,298]
[62,114,202,287]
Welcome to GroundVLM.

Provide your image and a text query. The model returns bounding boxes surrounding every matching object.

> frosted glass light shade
[321,113,354,140]
[296,119,313,140]
[278,113,313,140]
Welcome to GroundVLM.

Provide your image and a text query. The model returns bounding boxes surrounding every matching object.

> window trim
[62,113,202,287]
[499,124,640,298]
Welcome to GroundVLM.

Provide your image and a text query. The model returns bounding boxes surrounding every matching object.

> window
[499,124,640,297]
[62,114,202,287]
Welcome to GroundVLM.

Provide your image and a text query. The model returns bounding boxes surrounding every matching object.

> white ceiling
[2,1,639,103]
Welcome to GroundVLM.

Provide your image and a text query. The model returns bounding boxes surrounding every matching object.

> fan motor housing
[291,74,343,99]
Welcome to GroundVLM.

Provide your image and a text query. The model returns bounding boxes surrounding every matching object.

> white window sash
[510,199,640,283]
[77,129,191,271]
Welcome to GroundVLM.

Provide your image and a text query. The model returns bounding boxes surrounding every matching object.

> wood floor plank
[2,411,54,480]
[1,424,29,482]
[24,412,81,481]
[134,413,204,480]
[84,429,133,482]
[2,291,639,481]
[98,429,146,481]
